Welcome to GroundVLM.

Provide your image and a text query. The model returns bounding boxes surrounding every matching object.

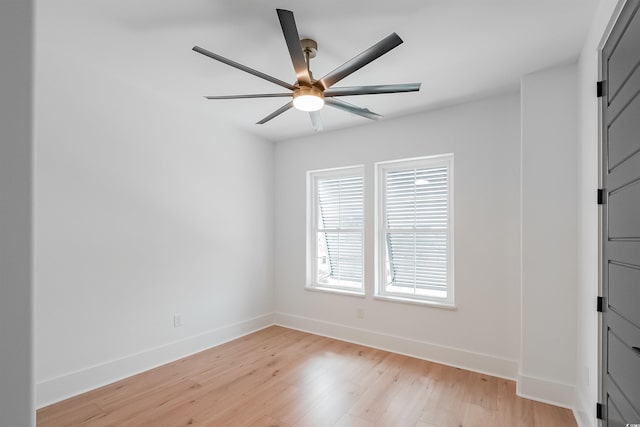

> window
[307,166,364,294]
[376,155,454,306]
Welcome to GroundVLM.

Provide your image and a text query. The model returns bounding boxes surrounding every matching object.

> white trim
[373,295,456,309]
[36,313,274,408]
[516,373,576,409]
[274,312,517,380]
[574,386,596,427]
[304,286,365,297]
[375,153,454,168]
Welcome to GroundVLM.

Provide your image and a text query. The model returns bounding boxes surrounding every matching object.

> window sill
[374,294,456,310]
[305,286,366,298]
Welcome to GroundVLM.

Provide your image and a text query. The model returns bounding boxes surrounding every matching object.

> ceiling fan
[192,9,421,131]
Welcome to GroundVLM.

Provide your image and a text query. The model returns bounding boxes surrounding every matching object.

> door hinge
[598,189,605,205]
[596,402,604,420]
[597,296,604,312]
[597,81,605,98]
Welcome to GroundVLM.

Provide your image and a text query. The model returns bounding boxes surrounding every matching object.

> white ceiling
[37,0,598,142]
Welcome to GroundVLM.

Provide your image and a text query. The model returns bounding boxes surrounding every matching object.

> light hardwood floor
[37,326,577,426]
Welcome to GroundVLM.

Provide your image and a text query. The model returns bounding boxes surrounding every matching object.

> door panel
[608,3,640,101]
[602,0,640,425]
[607,326,640,415]
[607,85,640,169]
[607,241,640,265]
[606,67,640,122]
[607,382,638,427]
[608,262,640,327]
[608,181,640,238]
[607,149,640,191]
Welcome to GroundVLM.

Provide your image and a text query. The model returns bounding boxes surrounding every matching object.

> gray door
[601,0,640,425]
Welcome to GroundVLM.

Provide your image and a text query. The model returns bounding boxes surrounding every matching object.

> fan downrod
[301,38,317,59]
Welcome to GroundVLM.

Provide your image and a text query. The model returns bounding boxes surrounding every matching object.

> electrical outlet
[173,314,183,328]
[356,308,365,319]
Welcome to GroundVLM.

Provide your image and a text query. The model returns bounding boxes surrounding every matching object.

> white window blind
[308,167,364,292]
[377,155,453,305]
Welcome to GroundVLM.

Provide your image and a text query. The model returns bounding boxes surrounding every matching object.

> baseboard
[36,313,275,408]
[573,386,596,427]
[274,312,518,380]
[516,373,576,409]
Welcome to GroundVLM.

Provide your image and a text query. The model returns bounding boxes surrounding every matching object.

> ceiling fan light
[293,94,324,112]
[293,86,325,112]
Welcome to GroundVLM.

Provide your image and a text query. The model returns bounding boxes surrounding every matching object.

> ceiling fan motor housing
[294,85,323,98]
[293,85,325,111]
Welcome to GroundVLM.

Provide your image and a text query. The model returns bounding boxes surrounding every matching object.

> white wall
[274,93,522,378]
[576,0,625,425]
[33,35,275,406]
[520,63,579,408]
[0,0,35,425]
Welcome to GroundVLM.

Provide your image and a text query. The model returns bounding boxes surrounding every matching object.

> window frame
[375,154,455,308]
[306,165,365,296]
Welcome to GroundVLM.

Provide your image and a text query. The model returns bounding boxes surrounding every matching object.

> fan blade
[256,101,294,124]
[276,9,311,86]
[325,83,420,97]
[205,93,291,100]
[309,111,323,132]
[325,98,382,120]
[193,46,295,91]
[316,33,403,90]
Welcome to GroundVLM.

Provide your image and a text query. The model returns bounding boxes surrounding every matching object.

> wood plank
[531,400,578,427]
[37,402,106,427]
[334,414,374,427]
[495,378,535,427]
[247,415,291,427]
[348,353,417,422]
[418,363,469,426]
[374,359,435,426]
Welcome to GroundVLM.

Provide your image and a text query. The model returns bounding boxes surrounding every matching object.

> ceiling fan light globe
[293,86,325,112]
[293,95,324,112]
